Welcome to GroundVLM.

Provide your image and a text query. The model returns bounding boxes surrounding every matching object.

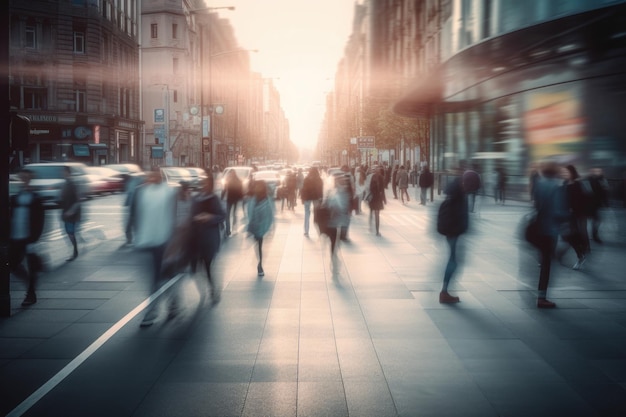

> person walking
[355,165,367,214]
[296,168,305,199]
[396,165,410,204]
[419,165,434,205]
[300,166,323,237]
[369,166,387,236]
[9,169,46,306]
[436,170,477,303]
[391,163,399,199]
[560,165,590,270]
[60,166,81,261]
[247,179,275,277]
[221,169,244,237]
[190,172,226,303]
[494,167,507,205]
[131,168,179,326]
[532,161,568,308]
[587,167,610,244]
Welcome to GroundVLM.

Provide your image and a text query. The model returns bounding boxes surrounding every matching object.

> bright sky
[206,0,357,154]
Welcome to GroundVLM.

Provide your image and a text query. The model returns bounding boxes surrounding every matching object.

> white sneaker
[573,256,586,270]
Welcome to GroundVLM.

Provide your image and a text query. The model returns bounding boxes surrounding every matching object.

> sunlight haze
[205,0,357,156]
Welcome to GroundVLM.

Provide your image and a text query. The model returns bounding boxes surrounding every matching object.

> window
[173,57,179,74]
[25,25,36,48]
[151,23,158,39]
[74,31,85,53]
[24,87,48,110]
[172,23,178,39]
[76,90,86,112]
[173,89,178,103]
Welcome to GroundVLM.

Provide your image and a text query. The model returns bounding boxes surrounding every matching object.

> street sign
[154,109,165,123]
[357,136,375,149]
[154,125,165,144]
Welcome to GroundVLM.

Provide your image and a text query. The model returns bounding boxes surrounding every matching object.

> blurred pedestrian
[285,170,298,210]
[494,167,507,205]
[247,179,275,277]
[190,172,226,303]
[531,161,568,308]
[587,167,610,243]
[123,172,144,245]
[9,169,45,306]
[296,168,305,199]
[369,166,387,236]
[338,165,355,241]
[355,165,367,214]
[559,165,590,270]
[436,170,477,303]
[391,163,399,199]
[529,162,541,203]
[419,165,434,205]
[397,165,410,204]
[301,166,323,237]
[221,169,244,237]
[60,166,81,261]
[131,168,178,326]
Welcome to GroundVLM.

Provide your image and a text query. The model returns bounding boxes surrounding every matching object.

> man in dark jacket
[10,169,46,306]
[419,165,434,205]
[300,167,324,237]
[60,166,81,261]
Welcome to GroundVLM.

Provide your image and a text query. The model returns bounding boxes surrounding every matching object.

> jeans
[304,200,312,234]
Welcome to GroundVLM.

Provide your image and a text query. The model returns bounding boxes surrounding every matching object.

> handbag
[524,212,542,248]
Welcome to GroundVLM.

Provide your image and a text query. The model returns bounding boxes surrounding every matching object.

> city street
[2,190,626,417]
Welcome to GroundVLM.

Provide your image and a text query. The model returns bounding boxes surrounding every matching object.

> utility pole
[1,0,11,316]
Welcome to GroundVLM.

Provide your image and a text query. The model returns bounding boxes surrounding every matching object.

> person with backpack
[368,166,387,236]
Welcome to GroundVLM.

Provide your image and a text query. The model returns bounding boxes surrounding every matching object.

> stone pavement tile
[242,382,297,417]
[160,358,256,383]
[297,381,349,417]
[476,381,595,417]
[595,359,626,383]
[388,379,496,417]
[343,380,397,417]
[0,337,43,358]
[573,383,626,416]
[426,308,518,339]
[133,382,249,417]
[250,360,298,382]
[446,338,541,360]
[335,338,387,382]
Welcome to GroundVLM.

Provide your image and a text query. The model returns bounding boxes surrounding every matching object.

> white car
[24,162,91,205]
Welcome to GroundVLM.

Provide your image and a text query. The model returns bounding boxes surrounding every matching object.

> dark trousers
[538,235,557,294]
[9,240,39,295]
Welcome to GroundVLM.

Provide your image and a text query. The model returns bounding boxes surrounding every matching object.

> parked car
[221,166,253,194]
[252,170,282,199]
[85,166,125,195]
[185,167,208,189]
[23,162,91,205]
[161,167,193,187]
[103,163,144,190]
[9,174,24,197]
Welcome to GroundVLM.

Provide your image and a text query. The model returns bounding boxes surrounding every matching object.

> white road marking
[5,273,185,417]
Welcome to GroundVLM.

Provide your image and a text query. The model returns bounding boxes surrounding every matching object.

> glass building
[394,0,626,202]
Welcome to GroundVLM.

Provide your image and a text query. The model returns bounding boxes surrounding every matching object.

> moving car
[252,170,282,199]
[23,162,91,205]
[186,167,208,189]
[161,167,193,187]
[85,166,125,195]
[221,166,253,194]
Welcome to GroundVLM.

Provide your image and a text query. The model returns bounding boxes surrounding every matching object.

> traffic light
[10,112,30,151]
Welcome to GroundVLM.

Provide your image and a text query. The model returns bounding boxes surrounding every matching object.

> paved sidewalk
[1,196,626,416]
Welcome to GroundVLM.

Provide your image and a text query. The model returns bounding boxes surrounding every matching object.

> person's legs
[304,200,311,236]
[374,210,381,235]
[232,200,239,231]
[440,236,460,303]
[65,221,78,261]
[257,237,264,276]
[420,187,426,205]
[225,202,233,235]
[537,236,557,307]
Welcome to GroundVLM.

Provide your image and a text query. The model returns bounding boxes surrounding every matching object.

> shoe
[140,316,156,327]
[304,232,309,237]
[573,256,586,270]
[21,293,37,306]
[439,291,460,303]
[257,265,265,277]
[537,298,556,308]
[66,254,77,262]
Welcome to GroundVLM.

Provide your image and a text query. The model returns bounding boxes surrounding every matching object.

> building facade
[393,0,626,200]
[9,0,141,166]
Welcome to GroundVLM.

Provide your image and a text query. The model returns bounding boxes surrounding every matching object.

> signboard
[357,136,375,149]
[154,124,166,144]
[154,109,165,123]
